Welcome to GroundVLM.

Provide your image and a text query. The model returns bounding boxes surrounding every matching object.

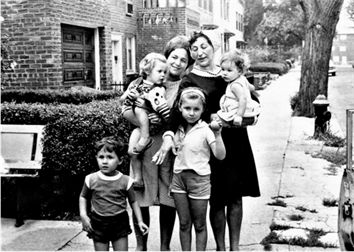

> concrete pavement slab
[1,218,82,251]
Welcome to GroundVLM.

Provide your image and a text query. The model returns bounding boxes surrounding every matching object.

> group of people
[79,32,260,251]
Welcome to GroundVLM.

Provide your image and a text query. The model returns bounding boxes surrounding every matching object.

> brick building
[1,0,245,90]
[1,0,141,90]
[331,0,354,65]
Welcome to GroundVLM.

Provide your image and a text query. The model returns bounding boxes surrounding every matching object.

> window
[208,0,212,12]
[126,0,133,16]
[339,46,346,52]
[126,36,136,73]
[340,34,347,40]
[198,0,202,7]
[225,1,229,20]
[221,0,229,20]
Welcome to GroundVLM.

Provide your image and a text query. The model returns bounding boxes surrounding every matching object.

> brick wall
[1,0,113,89]
[137,7,186,64]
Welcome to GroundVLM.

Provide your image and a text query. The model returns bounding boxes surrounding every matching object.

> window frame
[126,0,133,16]
[125,36,136,74]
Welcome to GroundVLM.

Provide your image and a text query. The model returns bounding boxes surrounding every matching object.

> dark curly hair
[95,136,127,157]
[189,31,214,50]
[163,35,194,67]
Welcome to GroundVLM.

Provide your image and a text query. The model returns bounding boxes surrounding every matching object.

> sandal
[133,138,154,154]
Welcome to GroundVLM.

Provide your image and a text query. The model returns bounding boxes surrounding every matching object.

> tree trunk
[298,0,344,116]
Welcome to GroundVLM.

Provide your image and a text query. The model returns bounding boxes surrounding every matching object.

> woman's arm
[152,75,196,164]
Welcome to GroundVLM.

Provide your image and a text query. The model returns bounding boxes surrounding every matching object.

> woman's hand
[148,112,162,124]
[152,135,176,165]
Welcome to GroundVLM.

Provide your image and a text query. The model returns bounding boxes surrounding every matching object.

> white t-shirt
[173,120,216,176]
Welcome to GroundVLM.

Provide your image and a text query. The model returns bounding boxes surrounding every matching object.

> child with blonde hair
[120,52,170,189]
[171,87,226,251]
[210,50,260,130]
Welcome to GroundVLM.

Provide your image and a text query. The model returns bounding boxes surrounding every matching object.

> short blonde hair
[139,52,167,79]
[220,50,250,74]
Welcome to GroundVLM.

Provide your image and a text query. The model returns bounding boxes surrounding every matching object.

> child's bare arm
[119,88,139,106]
[230,82,247,125]
[210,130,226,160]
[79,196,93,233]
[128,189,149,235]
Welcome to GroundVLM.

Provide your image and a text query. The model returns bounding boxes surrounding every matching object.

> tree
[347,0,354,22]
[244,0,264,46]
[254,0,305,47]
[298,0,344,116]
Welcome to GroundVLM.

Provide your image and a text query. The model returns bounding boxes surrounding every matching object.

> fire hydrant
[312,94,331,138]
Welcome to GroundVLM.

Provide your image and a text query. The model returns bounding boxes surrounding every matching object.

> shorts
[170,170,211,199]
[88,211,132,243]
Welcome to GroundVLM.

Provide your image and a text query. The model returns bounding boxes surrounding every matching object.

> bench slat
[1,173,39,178]
[3,160,41,169]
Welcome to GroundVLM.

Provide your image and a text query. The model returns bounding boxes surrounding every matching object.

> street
[328,66,354,132]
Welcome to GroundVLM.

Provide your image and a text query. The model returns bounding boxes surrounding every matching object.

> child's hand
[127,89,139,100]
[81,215,93,233]
[233,115,242,126]
[138,221,149,235]
[209,113,222,132]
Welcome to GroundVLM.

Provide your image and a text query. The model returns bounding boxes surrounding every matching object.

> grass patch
[288,214,304,221]
[271,194,294,199]
[261,229,337,248]
[316,131,345,148]
[324,164,338,176]
[267,199,287,207]
[270,223,293,231]
[312,149,346,166]
[322,198,338,207]
[295,206,318,213]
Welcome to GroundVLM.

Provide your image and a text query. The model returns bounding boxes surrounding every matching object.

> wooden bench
[1,124,44,227]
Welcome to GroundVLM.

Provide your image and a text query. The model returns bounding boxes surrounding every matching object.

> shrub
[290,92,301,116]
[249,62,289,75]
[1,99,134,219]
[1,88,123,104]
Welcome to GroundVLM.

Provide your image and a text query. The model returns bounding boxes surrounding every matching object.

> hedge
[1,99,134,219]
[249,62,289,75]
[1,88,123,104]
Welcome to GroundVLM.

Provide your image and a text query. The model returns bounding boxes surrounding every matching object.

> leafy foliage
[249,62,290,75]
[347,0,354,22]
[1,99,134,219]
[1,29,17,77]
[255,0,305,47]
[1,89,122,104]
[244,0,264,46]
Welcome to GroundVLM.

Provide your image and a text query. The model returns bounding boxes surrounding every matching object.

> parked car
[328,60,336,76]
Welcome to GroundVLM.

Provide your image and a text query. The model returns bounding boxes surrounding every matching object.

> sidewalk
[0,66,344,251]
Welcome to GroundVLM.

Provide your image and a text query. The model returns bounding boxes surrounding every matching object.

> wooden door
[62,25,95,88]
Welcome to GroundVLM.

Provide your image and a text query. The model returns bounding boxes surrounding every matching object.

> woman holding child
[157,31,261,251]
[130,35,193,251]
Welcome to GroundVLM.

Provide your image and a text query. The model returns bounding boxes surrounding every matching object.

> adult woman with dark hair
[155,31,260,251]
[132,35,193,251]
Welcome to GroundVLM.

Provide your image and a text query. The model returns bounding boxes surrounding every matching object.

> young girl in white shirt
[170,87,226,251]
